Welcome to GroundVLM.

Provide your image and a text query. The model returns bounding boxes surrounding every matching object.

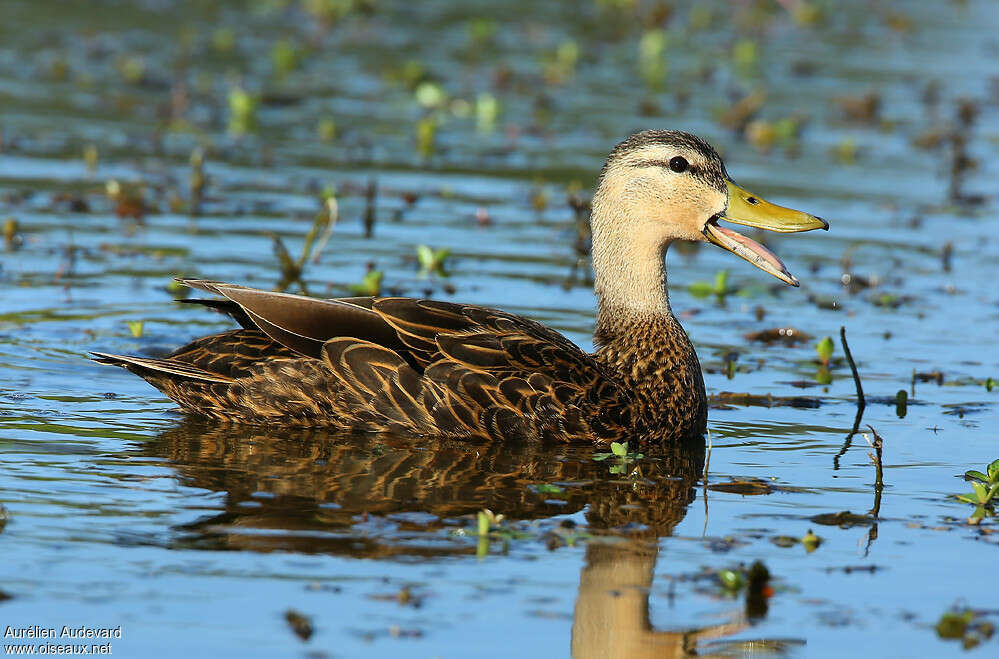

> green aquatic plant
[638,29,667,90]
[212,27,236,54]
[592,441,644,475]
[349,269,384,296]
[815,336,834,366]
[3,217,19,251]
[416,244,451,277]
[717,568,745,593]
[963,459,999,487]
[126,321,144,338]
[935,607,995,649]
[814,336,834,384]
[689,269,730,299]
[475,92,499,133]
[414,81,447,109]
[732,39,758,75]
[544,40,580,84]
[271,38,301,76]
[317,117,337,142]
[415,116,437,159]
[228,88,259,135]
[954,459,999,523]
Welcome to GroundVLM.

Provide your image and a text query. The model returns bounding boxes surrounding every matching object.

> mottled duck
[93,130,827,445]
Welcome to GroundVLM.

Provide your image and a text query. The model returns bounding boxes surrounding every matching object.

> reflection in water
[144,421,784,655]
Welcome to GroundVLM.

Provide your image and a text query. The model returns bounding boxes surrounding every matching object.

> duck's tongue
[703,220,798,287]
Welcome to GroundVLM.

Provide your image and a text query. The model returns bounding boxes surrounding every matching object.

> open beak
[702,180,828,287]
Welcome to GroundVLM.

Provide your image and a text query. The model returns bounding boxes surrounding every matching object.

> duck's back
[94,280,637,443]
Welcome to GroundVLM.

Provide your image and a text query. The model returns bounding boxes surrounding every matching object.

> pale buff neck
[590,197,672,323]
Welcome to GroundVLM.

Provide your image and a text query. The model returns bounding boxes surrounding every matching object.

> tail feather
[90,352,234,384]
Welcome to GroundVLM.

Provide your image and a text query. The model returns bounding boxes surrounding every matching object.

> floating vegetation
[416,244,451,278]
[935,607,996,649]
[814,335,833,383]
[592,441,643,475]
[954,459,999,524]
[228,87,259,135]
[2,217,20,251]
[283,609,313,641]
[689,270,731,299]
[415,116,437,159]
[317,116,337,142]
[348,268,384,296]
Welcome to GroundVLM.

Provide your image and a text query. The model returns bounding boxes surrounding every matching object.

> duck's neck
[590,208,706,443]
[590,207,671,316]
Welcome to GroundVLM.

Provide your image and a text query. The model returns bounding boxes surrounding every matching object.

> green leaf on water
[688,270,729,298]
[416,245,450,276]
[965,470,989,483]
[815,336,834,366]
[985,377,995,392]
[801,529,822,553]
[611,442,627,457]
[936,610,973,639]
[688,282,716,298]
[592,452,612,461]
[417,244,435,269]
[714,269,728,293]
[126,321,144,338]
[988,459,999,483]
[717,569,744,592]
[349,270,383,296]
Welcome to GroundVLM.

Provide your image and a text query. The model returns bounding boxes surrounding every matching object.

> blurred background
[1,0,998,656]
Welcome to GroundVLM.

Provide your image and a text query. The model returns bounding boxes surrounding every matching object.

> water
[1,0,998,656]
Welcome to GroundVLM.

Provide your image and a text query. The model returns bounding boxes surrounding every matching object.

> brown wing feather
[176,279,406,358]
[96,281,633,442]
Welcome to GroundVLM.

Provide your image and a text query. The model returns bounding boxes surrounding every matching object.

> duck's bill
[702,181,828,287]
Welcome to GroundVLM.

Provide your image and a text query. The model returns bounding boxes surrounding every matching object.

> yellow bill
[703,180,828,287]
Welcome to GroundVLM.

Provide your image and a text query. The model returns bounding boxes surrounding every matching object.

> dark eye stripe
[632,159,673,168]
[633,159,701,174]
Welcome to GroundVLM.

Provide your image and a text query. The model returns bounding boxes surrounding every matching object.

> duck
[92,130,827,445]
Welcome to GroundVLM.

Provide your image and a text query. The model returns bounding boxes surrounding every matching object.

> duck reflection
[145,421,765,656]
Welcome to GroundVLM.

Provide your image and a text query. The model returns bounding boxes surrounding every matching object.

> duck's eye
[668,156,689,173]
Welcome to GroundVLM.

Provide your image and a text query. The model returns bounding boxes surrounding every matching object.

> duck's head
[591,130,827,289]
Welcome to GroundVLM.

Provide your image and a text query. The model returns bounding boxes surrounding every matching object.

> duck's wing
[120,280,632,441]
[175,279,407,359]
[367,299,634,441]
